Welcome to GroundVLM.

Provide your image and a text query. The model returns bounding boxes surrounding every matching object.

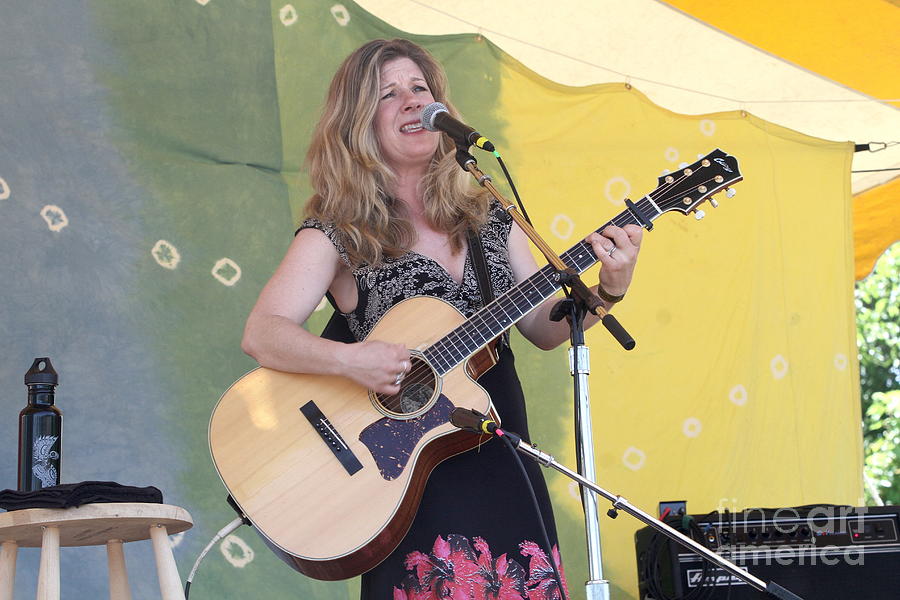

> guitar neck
[423,197,659,375]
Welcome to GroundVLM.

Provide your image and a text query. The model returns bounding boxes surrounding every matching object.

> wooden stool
[0,502,193,600]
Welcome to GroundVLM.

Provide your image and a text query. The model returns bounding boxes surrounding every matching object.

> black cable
[497,432,569,600]
[494,153,534,227]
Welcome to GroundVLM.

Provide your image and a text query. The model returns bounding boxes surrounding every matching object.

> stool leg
[0,540,18,600]
[149,524,184,600]
[106,539,132,600]
[36,525,60,600]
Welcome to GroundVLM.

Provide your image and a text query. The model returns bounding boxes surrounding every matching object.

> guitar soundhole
[371,354,440,420]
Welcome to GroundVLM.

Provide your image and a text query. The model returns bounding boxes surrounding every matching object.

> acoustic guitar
[208,149,743,580]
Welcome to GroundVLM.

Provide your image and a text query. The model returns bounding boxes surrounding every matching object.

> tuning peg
[694,209,706,221]
[725,188,736,198]
[709,198,719,208]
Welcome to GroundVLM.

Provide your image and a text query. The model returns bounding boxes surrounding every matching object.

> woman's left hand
[586,224,643,300]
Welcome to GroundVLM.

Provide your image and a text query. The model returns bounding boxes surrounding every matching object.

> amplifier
[634,505,900,600]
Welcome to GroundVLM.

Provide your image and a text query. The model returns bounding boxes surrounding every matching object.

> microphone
[449,407,498,434]
[450,407,523,446]
[421,102,495,152]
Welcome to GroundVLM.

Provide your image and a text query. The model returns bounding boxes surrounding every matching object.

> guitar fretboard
[422,199,656,375]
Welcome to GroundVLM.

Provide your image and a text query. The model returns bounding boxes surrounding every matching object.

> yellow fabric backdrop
[491,49,862,597]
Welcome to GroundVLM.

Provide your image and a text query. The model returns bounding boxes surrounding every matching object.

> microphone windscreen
[421,102,448,131]
[449,407,489,432]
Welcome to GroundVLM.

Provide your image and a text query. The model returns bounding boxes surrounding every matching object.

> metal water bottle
[18,357,63,491]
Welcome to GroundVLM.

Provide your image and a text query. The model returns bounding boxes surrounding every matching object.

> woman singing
[242,38,643,599]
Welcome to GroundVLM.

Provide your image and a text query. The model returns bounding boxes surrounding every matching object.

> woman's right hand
[338,340,411,395]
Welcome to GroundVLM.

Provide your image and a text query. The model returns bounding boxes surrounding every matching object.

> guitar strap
[320,292,355,344]
[467,229,509,353]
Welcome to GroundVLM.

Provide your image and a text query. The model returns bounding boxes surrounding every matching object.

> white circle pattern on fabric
[834,353,848,370]
[195,0,210,5]
[770,354,789,379]
[664,147,679,162]
[682,417,702,438]
[280,4,298,26]
[330,4,350,26]
[220,534,254,568]
[0,177,9,200]
[700,120,716,137]
[152,240,180,270]
[550,214,575,240]
[622,446,646,471]
[604,176,631,205]
[40,205,68,232]
[729,384,748,406]
[212,258,242,286]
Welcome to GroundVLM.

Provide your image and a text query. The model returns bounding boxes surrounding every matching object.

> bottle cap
[25,357,59,386]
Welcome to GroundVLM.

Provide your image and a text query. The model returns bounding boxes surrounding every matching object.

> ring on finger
[607,245,617,257]
[394,372,405,386]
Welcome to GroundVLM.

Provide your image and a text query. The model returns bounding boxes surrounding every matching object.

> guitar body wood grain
[209,296,496,580]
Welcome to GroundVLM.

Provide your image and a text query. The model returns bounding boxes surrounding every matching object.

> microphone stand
[550,296,610,600]
[453,146,630,599]
[499,431,805,600]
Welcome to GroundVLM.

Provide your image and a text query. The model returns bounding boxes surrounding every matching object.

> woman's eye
[414,85,428,92]
[380,91,395,100]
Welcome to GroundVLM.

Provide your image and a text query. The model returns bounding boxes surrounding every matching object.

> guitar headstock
[652,149,742,219]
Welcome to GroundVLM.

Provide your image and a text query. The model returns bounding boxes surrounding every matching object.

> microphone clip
[454,146,477,171]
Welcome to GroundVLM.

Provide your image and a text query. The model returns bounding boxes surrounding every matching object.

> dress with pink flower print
[393,535,568,600]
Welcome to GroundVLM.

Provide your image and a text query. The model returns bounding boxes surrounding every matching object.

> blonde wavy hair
[304,38,489,267]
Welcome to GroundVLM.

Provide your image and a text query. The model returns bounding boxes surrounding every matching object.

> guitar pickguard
[359,394,454,480]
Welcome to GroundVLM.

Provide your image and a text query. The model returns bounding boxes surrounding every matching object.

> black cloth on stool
[0,481,163,511]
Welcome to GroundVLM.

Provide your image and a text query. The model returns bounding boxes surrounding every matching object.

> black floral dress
[301,201,567,600]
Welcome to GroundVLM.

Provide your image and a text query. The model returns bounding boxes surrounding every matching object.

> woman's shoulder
[297,217,352,266]
[297,215,334,235]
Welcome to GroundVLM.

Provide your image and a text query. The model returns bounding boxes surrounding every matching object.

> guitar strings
[428,167,722,360]
[377,164,728,414]
[407,169,721,384]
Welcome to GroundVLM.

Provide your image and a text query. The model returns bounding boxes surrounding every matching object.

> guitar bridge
[299,401,363,476]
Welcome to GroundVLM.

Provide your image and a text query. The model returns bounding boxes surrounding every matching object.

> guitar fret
[425,148,742,376]
[427,214,627,375]
[642,194,663,215]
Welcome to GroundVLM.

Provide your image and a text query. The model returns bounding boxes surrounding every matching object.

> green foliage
[856,243,900,504]
[864,391,900,504]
